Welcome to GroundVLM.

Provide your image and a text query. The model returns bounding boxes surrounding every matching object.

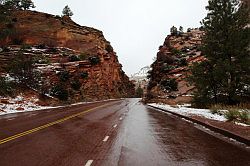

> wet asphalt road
[0,98,249,166]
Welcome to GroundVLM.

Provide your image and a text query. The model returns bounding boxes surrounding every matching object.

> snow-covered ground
[0,96,54,115]
[148,103,250,127]
[148,103,227,121]
[0,96,118,116]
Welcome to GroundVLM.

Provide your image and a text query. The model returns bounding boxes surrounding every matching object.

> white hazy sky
[33,0,208,75]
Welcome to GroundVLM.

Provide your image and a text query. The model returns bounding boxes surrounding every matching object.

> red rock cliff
[0,10,135,102]
[147,29,205,104]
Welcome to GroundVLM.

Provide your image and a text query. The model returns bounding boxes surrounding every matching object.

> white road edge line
[113,124,117,128]
[103,136,109,142]
[85,160,93,166]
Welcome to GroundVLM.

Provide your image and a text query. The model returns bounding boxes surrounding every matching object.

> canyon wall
[0,10,134,102]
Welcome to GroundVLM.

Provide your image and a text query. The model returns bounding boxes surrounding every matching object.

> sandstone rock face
[1,10,106,53]
[0,10,134,102]
[147,29,205,104]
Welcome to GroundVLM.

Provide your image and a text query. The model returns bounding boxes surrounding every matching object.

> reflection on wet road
[103,99,250,166]
[0,99,249,166]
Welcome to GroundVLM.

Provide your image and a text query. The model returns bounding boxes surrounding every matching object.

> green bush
[55,15,61,19]
[68,55,80,62]
[13,38,23,45]
[171,48,182,55]
[0,76,15,96]
[80,72,88,79]
[210,104,221,114]
[59,71,70,82]
[21,44,32,49]
[33,55,50,64]
[170,26,178,36]
[79,53,88,60]
[47,47,57,53]
[179,58,188,66]
[7,51,41,88]
[147,81,157,90]
[161,64,175,73]
[135,87,144,98]
[224,109,240,122]
[71,80,81,91]
[2,47,10,52]
[210,108,219,114]
[160,78,178,91]
[147,70,152,79]
[89,56,100,65]
[146,93,155,100]
[36,44,46,49]
[50,84,69,101]
[239,111,249,124]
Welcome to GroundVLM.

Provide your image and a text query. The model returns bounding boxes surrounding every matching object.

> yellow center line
[0,103,110,145]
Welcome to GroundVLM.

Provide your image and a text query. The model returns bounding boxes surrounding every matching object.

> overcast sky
[33,0,208,76]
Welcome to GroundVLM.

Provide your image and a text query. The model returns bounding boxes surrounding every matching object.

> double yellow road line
[0,103,109,145]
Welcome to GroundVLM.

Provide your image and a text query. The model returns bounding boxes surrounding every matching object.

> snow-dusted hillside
[130,66,150,89]
[130,66,150,81]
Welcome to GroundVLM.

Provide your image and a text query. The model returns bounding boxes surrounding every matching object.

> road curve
[0,98,249,166]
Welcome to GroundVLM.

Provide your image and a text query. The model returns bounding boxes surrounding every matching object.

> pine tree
[179,26,183,33]
[20,0,35,10]
[170,26,178,35]
[62,5,73,17]
[7,49,41,89]
[1,0,35,10]
[135,86,144,98]
[189,0,250,105]
[4,0,21,9]
[0,0,13,40]
[0,0,9,22]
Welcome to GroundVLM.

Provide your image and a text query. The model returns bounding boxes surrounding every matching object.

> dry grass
[210,103,250,125]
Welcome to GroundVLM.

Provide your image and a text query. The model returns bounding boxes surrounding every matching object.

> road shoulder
[148,105,250,146]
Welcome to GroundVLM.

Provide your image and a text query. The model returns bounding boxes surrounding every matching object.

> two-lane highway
[0,99,249,166]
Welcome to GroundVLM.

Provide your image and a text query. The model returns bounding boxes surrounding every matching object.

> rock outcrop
[0,10,134,103]
[147,29,205,104]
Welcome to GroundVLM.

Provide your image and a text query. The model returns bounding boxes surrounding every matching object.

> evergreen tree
[187,28,192,32]
[135,86,144,98]
[0,0,13,40]
[4,0,21,9]
[62,5,73,17]
[0,0,34,40]
[189,0,250,105]
[7,49,41,89]
[170,26,178,35]
[0,0,9,22]
[179,26,183,33]
[2,0,34,10]
[20,0,35,10]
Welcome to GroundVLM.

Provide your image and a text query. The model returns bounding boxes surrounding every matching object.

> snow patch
[148,103,227,122]
[0,102,53,115]
[235,122,250,127]
[0,96,120,116]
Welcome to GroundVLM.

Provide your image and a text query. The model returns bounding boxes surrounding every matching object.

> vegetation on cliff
[62,5,73,17]
[189,0,250,106]
[146,0,249,108]
[146,28,204,104]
